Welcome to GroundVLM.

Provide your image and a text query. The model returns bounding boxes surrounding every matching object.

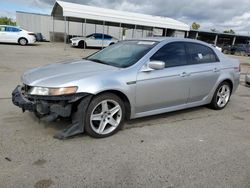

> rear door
[185,42,221,103]
[5,27,20,42]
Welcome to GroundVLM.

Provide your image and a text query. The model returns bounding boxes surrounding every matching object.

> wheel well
[78,40,86,47]
[96,90,131,120]
[18,37,27,43]
[222,79,233,92]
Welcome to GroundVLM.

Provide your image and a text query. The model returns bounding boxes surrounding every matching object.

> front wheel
[210,82,231,110]
[85,93,125,138]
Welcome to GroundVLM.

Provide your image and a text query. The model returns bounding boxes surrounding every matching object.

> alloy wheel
[90,99,122,135]
[216,84,230,108]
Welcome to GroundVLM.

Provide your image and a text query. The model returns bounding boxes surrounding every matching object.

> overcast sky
[1,0,250,35]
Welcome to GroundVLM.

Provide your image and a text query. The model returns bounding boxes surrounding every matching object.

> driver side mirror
[141,60,165,72]
[148,60,165,70]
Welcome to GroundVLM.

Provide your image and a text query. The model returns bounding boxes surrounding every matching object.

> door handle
[180,72,190,77]
[213,68,220,72]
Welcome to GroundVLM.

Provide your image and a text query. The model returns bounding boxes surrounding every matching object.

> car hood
[22,59,119,87]
[71,37,86,41]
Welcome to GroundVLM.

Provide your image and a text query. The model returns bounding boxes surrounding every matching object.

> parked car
[0,25,36,45]
[246,74,250,85]
[222,44,234,54]
[70,33,118,48]
[234,44,250,56]
[246,68,250,85]
[12,38,240,139]
[211,44,222,52]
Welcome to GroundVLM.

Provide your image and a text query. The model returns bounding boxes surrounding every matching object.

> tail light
[28,33,36,36]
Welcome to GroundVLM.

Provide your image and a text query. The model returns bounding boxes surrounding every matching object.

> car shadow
[0,42,41,47]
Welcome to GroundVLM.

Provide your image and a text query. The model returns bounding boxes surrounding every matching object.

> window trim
[150,41,189,68]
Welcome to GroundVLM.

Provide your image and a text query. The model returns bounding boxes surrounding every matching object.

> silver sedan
[12,38,240,139]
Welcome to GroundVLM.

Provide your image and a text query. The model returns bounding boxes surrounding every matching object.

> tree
[191,22,200,30]
[223,29,235,34]
[0,17,16,25]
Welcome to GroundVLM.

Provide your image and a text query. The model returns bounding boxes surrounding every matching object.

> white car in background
[211,44,222,52]
[70,33,118,48]
[0,25,36,46]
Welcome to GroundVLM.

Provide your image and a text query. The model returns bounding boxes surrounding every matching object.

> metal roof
[51,0,189,31]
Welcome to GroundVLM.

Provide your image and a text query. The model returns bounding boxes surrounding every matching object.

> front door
[135,42,190,114]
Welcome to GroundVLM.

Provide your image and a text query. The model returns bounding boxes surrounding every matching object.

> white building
[16,0,189,42]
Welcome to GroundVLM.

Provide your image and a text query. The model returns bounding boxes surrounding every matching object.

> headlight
[28,86,78,96]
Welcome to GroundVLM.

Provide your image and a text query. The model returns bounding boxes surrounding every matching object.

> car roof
[127,37,211,46]
[0,25,19,28]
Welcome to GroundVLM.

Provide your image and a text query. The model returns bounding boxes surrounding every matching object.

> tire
[109,42,115,46]
[18,38,28,46]
[85,93,125,138]
[78,40,87,48]
[210,81,231,110]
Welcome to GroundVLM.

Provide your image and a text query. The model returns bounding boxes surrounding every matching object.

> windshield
[86,40,158,68]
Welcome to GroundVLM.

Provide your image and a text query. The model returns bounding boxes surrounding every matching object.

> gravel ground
[0,42,250,188]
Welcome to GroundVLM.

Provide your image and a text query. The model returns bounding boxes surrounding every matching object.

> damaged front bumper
[12,85,92,139]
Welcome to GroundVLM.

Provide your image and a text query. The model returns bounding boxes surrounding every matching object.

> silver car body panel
[22,37,240,119]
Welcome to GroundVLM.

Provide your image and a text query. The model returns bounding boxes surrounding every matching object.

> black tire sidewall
[210,81,231,110]
[78,41,86,48]
[84,93,125,138]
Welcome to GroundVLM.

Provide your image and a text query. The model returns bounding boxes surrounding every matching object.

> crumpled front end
[12,85,92,139]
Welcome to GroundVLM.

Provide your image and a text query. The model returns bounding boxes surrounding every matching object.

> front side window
[104,34,112,40]
[0,26,5,31]
[87,40,158,68]
[151,42,187,68]
[185,43,219,64]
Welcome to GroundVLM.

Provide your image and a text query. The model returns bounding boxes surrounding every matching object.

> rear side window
[151,42,187,68]
[185,43,219,64]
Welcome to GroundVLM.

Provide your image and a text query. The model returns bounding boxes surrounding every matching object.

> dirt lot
[0,42,250,188]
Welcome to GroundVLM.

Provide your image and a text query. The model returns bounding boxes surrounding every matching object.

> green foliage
[191,22,200,30]
[223,29,235,34]
[0,17,16,26]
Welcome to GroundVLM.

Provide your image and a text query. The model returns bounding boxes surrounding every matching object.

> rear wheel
[85,93,125,138]
[210,82,231,110]
[18,38,28,46]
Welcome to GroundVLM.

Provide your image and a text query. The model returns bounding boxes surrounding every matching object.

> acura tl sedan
[12,38,240,139]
